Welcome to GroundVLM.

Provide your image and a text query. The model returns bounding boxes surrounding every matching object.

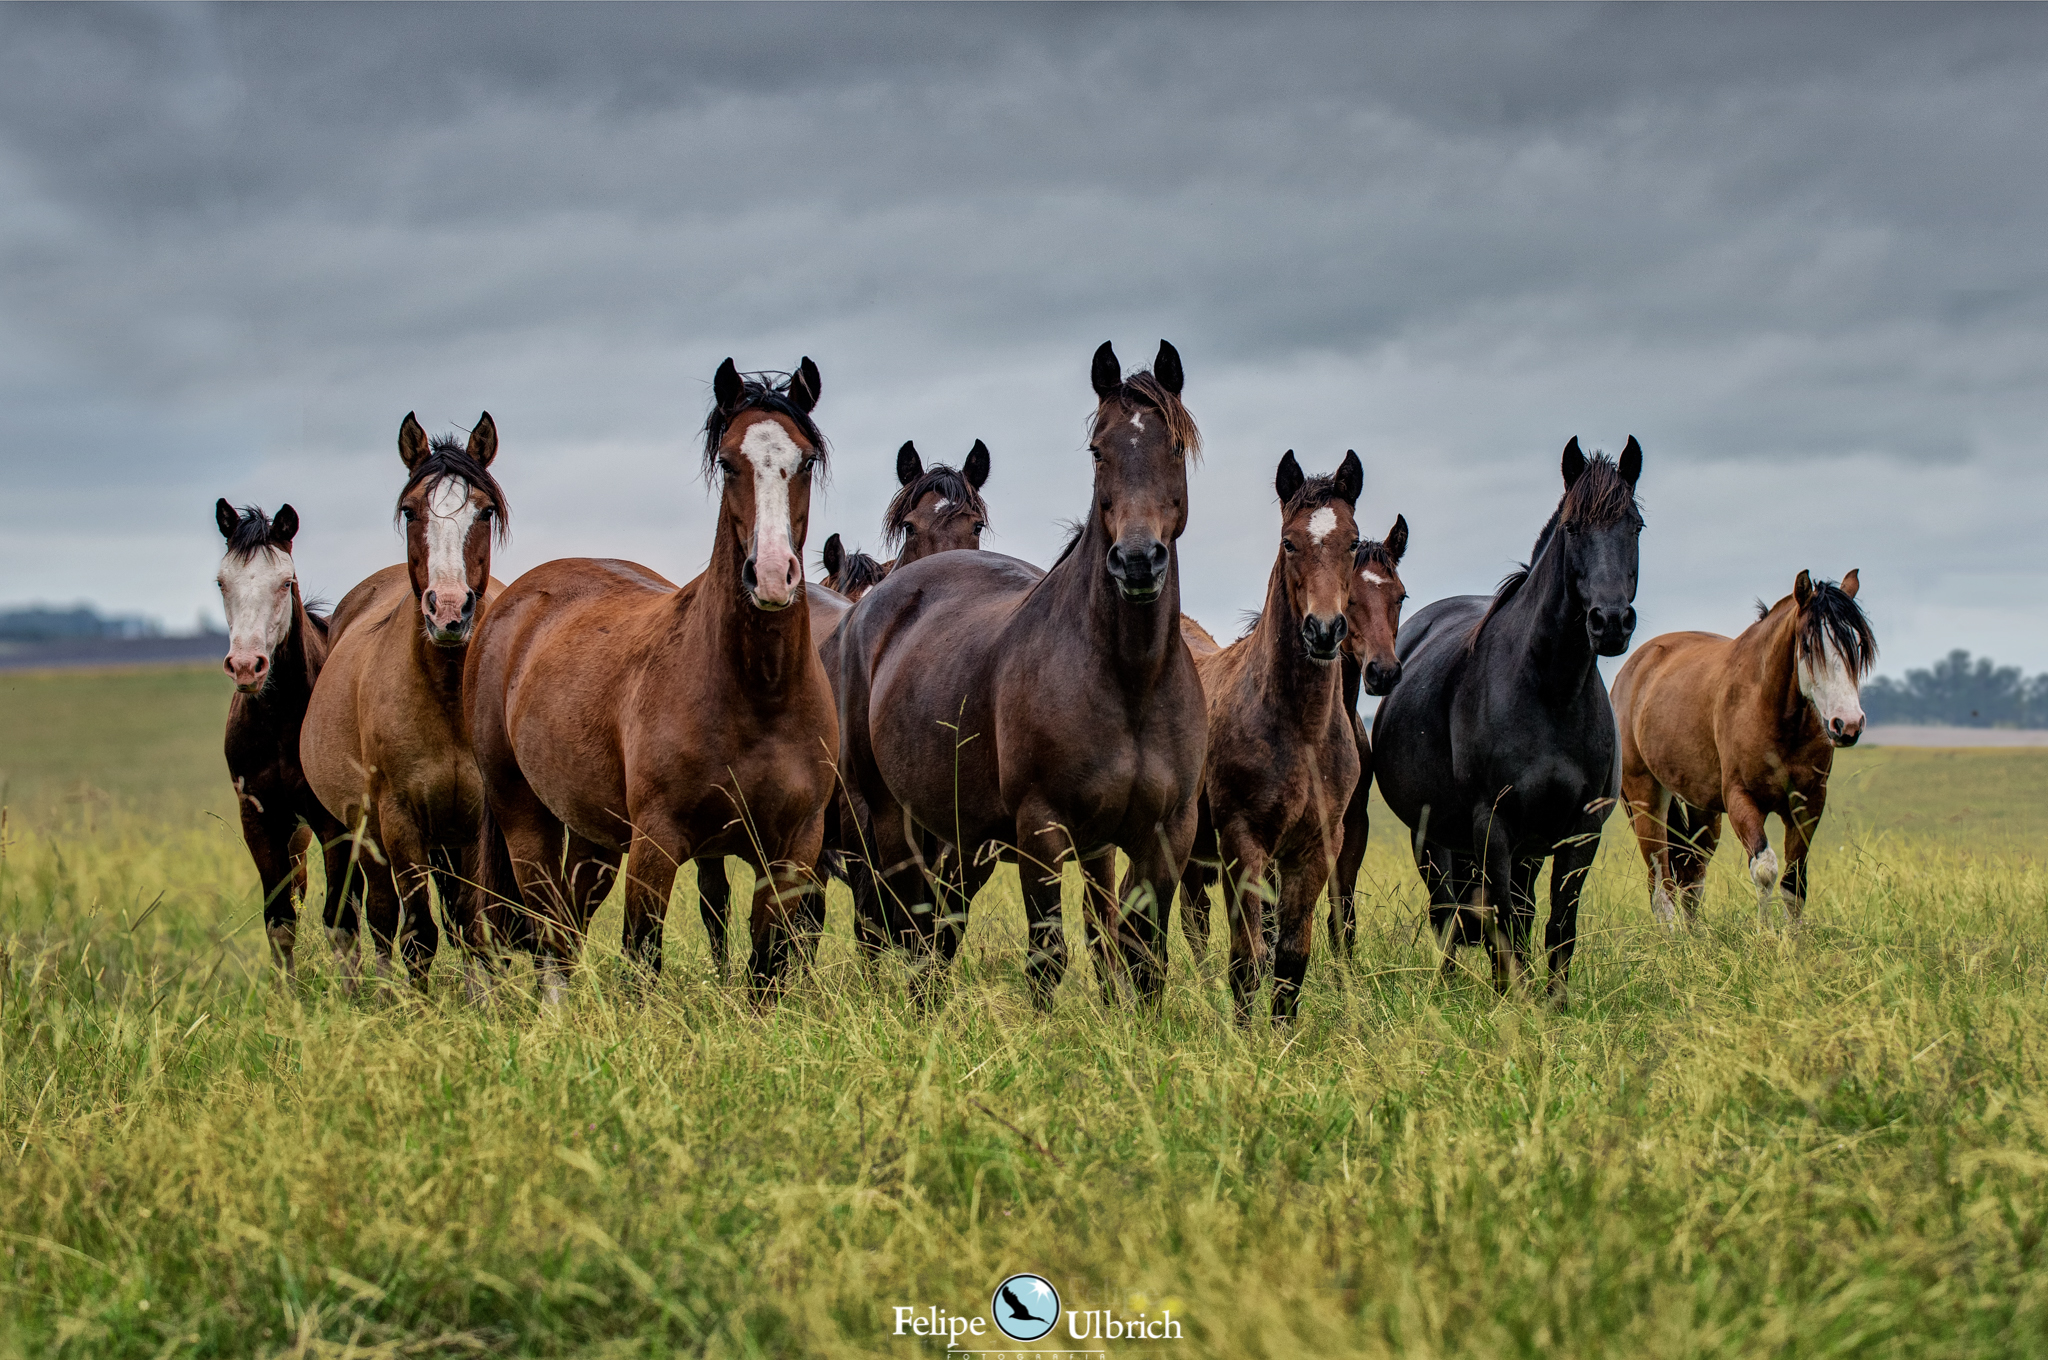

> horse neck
[694,510,815,694]
[405,588,471,700]
[254,588,319,714]
[1246,556,1340,731]
[1039,510,1182,692]
[1490,538,1597,704]
[1742,604,1809,730]
[1341,652,1363,717]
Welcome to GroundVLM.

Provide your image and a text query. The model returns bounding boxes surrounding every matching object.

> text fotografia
[892,1305,1184,1348]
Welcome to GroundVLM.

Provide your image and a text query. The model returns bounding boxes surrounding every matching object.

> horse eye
[478,506,494,520]
[1282,540,1298,553]
[403,508,418,522]
[974,522,987,534]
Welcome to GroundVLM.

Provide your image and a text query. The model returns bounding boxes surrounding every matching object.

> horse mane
[222,505,279,562]
[1092,370,1203,460]
[831,546,891,595]
[1283,472,1354,516]
[1356,539,1401,574]
[1050,519,1087,570]
[1797,578,1878,679]
[396,433,511,541]
[700,370,828,481]
[1469,450,1642,649]
[883,462,989,548]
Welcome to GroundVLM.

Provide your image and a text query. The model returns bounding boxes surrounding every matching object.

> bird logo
[990,1272,1060,1342]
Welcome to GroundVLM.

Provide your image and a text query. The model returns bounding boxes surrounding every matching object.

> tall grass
[3,672,2048,1356]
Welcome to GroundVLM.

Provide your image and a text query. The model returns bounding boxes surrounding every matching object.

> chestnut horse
[301,414,508,990]
[1177,451,1364,1021]
[818,438,991,601]
[214,500,353,978]
[1326,514,1410,959]
[1372,438,1644,1006]
[466,360,837,999]
[1613,570,1875,930]
[837,340,1205,1007]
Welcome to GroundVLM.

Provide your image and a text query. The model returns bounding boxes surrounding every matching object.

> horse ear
[821,533,844,578]
[1561,436,1585,489]
[1619,435,1642,487]
[1385,513,1409,562]
[713,358,745,414]
[467,412,498,468]
[1275,450,1305,504]
[1153,340,1184,396]
[215,498,239,541]
[964,439,991,489]
[1091,341,1121,399]
[896,440,922,486]
[270,504,299,549]
[1795,569,1814,606]
[399,412,430,471]
[788,357,822,414]
[1332,449,1364,507]
[1842,568,1860,599]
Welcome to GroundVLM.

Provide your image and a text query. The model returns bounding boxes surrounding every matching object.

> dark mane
[883,463,989,548]
[1356,540,1401,575]
[1798,579,1878,679]
[1471,451,1642,649]
[830,546,891,595]
[701,371,828,481]
[397,433,511,541]
[1050,518,1087,570]
[223,505,278,562]
[1091,370,1203,460]
[1282,474,1354,517]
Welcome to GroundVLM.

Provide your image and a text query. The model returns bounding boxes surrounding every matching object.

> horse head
[1273,449,1364,663]
[1347,513,1410,695]
[1793,567,1875,746]
[1555,435,1643,656]
[214,499,301,691]
[887,438,991,568]
[396,412,506,647]
[1088,340,1199,604]
[707,357,826,611]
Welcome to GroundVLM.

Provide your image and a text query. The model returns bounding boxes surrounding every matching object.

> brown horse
[702,438,995,971]
[1177,451,1365,1021]
[818,438,991,601]
[1326,514,1410,957]
[1613,570,1875,930]
[214,500,354,978]
[301,413,508,990]
[837,340,1205,1007]
[466,360,837,999]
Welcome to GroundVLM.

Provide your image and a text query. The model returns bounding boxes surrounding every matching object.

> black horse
[1371,437,1643,1006]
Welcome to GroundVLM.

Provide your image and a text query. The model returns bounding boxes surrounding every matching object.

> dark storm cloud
[1,3,2045,669]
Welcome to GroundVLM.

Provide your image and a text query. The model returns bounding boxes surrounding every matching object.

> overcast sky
[2,3,2044,675]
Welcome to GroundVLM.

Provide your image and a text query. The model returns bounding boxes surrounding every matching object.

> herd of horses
[212,339,1877,1018]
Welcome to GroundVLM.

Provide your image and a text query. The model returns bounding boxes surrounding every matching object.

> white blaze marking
[1129,411,1146,433]
[740,420,805,605]
[1796,635,1864,734]
[1359,568,1387,586]
[218,546,296,678]
[1307,507,1338,544]
[423,478,481,614]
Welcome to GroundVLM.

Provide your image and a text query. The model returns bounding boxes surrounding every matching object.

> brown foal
[300,413,508,990]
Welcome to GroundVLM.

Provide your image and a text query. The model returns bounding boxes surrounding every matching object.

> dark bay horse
[1613,569,1874,930]
[698,438,996,971]
[1372,437,1644,1006]
[214,500,353,979]
[837,340,1206,1007]
[466,360,837,1000]
[1327,514,1410,958]
[1177,451,1364,1021]
[818,438,991,601]
[301,414,509,991]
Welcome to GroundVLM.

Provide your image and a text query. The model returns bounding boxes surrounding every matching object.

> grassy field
[5,665,2048,1358]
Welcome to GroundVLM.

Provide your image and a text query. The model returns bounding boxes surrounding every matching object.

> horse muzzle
[1106,537,1169,603]
[224,649,269,693]
[743,548,802,611]
[422,587,478,646]
[1588,604,1636,657]
[1828,715,1865,748]
[1301,613,1347,663]
[1363,657,1402,696]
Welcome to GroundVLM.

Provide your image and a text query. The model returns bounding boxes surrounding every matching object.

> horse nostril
[424,590,439,616]
[251,655,266,674]
[742,557,759,591]
[462,589,478,617]
[1147,541,1168,573]
[1330,616,1348,643]
[1621,606,1637,633]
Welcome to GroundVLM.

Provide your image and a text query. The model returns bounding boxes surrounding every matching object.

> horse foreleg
[1668,802,1721,928]
[1272,853,1331,1023]
[1725,789,1779,929]
[1473,814,1516,994]
[1079,851,1129,1006]
[1218,824,1272,1024]
[1625,774,1681,932]
[1012,798,1074,1010]
[377,815,440,992]
[695,858,733,980]
[1121,809,1196,1006]
[746,818,824,1002]
[1328,776,1370,960]
[1780,785,1825,932]
[1544,836,1598,1010]
[618,826,682,988]
[237,793,303,979]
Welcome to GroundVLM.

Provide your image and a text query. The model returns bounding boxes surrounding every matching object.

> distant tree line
[0,606,160,642]
[1861,650,2048,729]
